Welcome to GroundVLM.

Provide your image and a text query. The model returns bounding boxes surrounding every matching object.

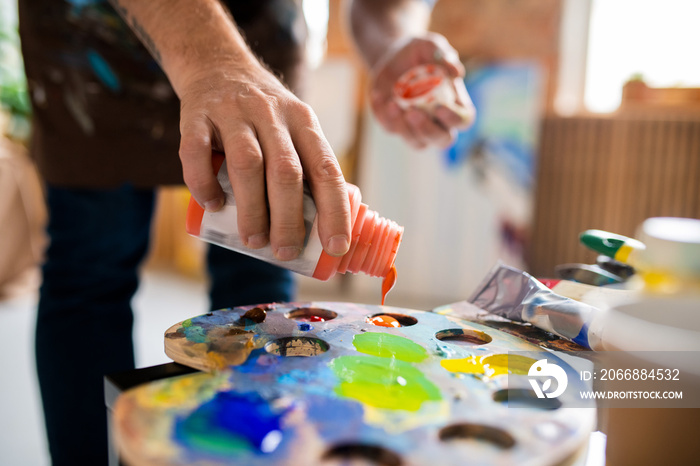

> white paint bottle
[186,154,404,282]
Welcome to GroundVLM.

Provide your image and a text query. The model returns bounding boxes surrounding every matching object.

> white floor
[0,269,206,465]
[0,292,48,466]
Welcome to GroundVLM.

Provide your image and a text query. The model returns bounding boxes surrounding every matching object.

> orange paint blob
[369,314,400,328]
[400,76,442,99]
[381,266,397,306]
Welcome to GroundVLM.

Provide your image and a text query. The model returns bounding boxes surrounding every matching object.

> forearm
[109,0,260,96]
[349,0,431,68]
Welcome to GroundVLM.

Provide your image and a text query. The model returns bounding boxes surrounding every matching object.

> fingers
[255,118,306,261]
[419,33,465,78]
[289,103,351,258]
[179,69,351,262]
[221,124,269,249]
[405,108,455,148]
[370,96,423,148]
[372,91,455,149]
[180,116,224,212]
[369,33,474,149]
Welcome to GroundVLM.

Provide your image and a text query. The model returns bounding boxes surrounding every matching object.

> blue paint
[443,63,541,191]
[174,391,287,455]
[277,367,335,397]
[572,323,590,348]
[236,349,282,374]
[190,313,234,327]
[298,322,313,331]
[86,49,121,92]
[304,394,366,436]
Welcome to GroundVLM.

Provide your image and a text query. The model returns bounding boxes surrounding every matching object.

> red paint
[538,278,561,290]
[381,266,397,306]
[309,315,325,322]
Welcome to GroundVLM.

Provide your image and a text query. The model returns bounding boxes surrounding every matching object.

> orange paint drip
[369,314,400,328]
[381,266,397,306]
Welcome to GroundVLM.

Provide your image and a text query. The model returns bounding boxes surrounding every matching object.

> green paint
[182,318,193,328]
[329,355,441,411]
[353,332,428,363]
[176,413,251,455]
[579,229,644,259]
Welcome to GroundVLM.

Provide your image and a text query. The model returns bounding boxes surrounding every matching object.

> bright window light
[585,0,700,113]
[303,0,329,68]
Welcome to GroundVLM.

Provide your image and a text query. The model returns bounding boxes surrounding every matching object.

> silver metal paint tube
[468,263,603,349]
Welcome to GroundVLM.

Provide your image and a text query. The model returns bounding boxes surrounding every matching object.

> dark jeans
[36,184,295,465]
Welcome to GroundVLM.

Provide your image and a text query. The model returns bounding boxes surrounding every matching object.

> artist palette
[113,302,595,466]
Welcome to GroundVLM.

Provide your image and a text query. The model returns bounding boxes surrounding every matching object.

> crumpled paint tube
[468,263,603,350]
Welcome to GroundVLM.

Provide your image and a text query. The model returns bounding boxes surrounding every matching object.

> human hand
[177,62,351,261]
[369,33,475,149]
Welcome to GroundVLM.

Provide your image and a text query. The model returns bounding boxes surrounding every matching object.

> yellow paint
[615,243,634,263]
[134,372,230,410]
[440,354,537,378]
[205,351,229,370]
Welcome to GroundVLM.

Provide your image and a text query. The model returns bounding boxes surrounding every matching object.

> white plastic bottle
[186,154,404,282]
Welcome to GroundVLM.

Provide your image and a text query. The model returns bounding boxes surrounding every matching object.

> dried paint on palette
[114,302,596,466]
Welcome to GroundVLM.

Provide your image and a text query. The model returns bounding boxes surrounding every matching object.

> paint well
[353,332,428,363]
[368,312,418,327]
[285,307,337,322]
[435,328,492,346]
[440,354,537,377]
[265,337,329,357]
[368,315,400,328]
[329,355,441,411]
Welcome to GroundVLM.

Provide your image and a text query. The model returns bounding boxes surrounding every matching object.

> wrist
[167,49,263,98]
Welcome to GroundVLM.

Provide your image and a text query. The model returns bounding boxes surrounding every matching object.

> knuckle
[229,147,263,175]
[179,135,211,162]
[426,31,447,46]
[269,156,303,186]
[310,156,344,182]
[260,93,282,114]
[288,100,322,128]
[242,89,281,120]
[294,101,317,121]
